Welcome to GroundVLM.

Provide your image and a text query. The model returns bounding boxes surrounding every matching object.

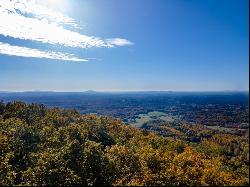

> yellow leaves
[106,145,143,186]
[0,134,14,186]
[163,146,204,186]
[0,134,10,153]
[0,101,249,186]
[127,178,145,186]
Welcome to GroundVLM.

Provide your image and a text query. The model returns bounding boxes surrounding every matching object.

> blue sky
[0,0,249,91]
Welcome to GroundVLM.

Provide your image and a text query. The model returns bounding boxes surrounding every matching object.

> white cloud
[106,38,134,46]
[12,0,78,28]
[0,0,133,49]
[0,42,87,62]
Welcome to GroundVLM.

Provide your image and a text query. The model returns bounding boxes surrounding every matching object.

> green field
[131,111,175,128]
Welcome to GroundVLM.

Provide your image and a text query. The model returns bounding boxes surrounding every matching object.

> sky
[0,0,249,91]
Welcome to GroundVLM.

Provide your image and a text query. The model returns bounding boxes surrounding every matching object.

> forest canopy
[0,101,249,186]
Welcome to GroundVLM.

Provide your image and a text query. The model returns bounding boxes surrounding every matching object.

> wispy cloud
[3,0,78,28]
[106,38,134,46]
[0,0,133,49]
[0,0,133,61]
[0,42,88,62]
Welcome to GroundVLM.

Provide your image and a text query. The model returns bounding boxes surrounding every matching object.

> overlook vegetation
[0,101,249,186]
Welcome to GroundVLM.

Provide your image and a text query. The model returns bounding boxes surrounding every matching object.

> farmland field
[131,111,176,127]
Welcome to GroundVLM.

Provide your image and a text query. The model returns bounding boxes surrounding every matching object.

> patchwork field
[131,111,175,127]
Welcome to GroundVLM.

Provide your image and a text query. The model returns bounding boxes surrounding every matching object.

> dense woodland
[0,101,249,186]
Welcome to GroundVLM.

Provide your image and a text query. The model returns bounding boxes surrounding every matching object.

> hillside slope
[0,101,248,186]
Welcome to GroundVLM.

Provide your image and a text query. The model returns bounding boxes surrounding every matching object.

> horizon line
[0,89,249,93]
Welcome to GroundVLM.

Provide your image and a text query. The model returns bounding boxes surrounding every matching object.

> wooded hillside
[0,101,248,186]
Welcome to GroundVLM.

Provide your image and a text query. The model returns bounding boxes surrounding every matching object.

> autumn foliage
[0,101,248,186]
